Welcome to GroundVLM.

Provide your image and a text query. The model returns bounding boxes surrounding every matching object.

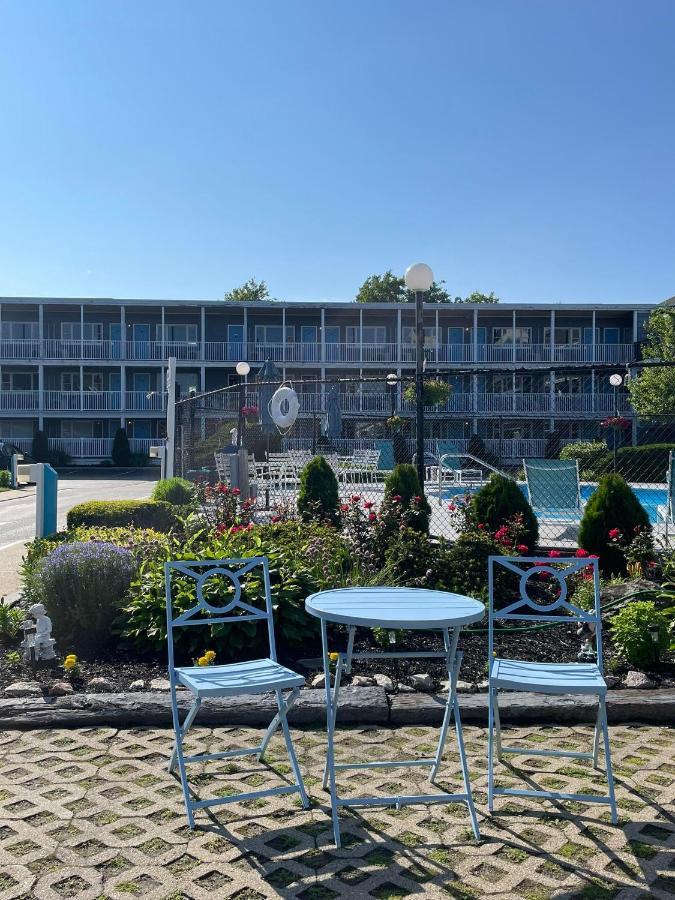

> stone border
[0,686,673,729]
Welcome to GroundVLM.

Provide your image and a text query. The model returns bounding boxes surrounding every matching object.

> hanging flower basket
[241,405,259,420]
[599,416,631,430]
[387,414,404,430]
[403,379,450,407]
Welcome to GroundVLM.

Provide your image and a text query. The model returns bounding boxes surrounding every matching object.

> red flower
[547,550,561,558]
[539,571,550,579]
[351,495,361,503]
[340,504,350,512]
[216,483,228,494]
[608,528,621,539]
[448,503,456,512]
[363,501,374,510]
[270,515,281,524]
[477,523,485,530]
[391,494,402,503]
[517,544,529,553]
[575,548,589,558]
[368,512,376,522]
[246,522,254,530]
[216,523,227,534]
[231,487,241,496]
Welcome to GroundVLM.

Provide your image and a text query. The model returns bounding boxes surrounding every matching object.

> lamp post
[236,360,250,449]
[609,373,623,472]
[404,263,434,487]
[386,372,398,420]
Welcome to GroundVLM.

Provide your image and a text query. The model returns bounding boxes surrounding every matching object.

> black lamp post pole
[415,289,425,487]
[237,376,245,449]
[613,385,618,472]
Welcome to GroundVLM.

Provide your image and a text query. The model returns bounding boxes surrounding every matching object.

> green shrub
[470,474,538,551]
[383,464,430,533]
[578,474,650,575]
[297,456,340,525]
[112,428,132,466]
[585,443,675,482]
[129,452,149,467]
[120,522,351,659]
[382,528,438,586]
[152,477,195,506]
[66,499,178,532]
[441,531,505,601]
[609,600,669,668]
[31,429,49,463]
[47,448,72,468]
[0,600,24,638]
[0,470,11,488]
[29,542,137,653]
[560,441,608,475]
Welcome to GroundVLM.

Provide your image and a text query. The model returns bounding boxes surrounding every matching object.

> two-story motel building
[0,297,655,462]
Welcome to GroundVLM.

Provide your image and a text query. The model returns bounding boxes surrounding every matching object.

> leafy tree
[628,306,675,416]
[455,291,499,304]
[224,278,272,303]
[356,271,406,304]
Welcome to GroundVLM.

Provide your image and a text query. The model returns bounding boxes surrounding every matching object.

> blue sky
[0,1,673,304]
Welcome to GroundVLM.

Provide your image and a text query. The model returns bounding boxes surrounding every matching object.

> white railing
[0,340,41,359]
[125,391,165,411]
[0,437,33,452]
[42,339,120,360]
[0,391,41,410]
[485,438,547,458]
[43,391,123,411]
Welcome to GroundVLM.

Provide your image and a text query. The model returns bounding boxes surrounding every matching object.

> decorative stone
[409,673,434,691]
[350,675,375,687]
[129,680,146,691]
[149,678,172,691]
[373,674,394,692]
[623,670,656,689]
[87,677,114,692]
[604,675,621,689]
[310,673,333,689]
[5,681,42,698]
[48,681,74,697]
[475,680,490,692]
[440,679,474,693]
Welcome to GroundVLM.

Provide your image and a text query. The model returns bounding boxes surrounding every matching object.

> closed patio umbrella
[257,359,282,435]
[323,382,342,440]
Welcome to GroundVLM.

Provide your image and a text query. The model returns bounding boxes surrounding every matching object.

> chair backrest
[374,439,394,471]
[668,450,675,518]
[165,557,276,673]
[523,458,581,511]
[488,555,603,670]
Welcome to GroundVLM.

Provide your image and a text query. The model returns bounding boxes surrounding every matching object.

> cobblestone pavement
[0,724,673,899]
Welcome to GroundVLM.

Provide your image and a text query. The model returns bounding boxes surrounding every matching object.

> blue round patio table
[305,586,485,847]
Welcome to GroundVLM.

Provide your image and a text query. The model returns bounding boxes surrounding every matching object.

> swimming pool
[443,483,667,524]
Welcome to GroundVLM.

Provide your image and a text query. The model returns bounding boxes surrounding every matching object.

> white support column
[79,364,84,411]
[165,357,176,478]
[243,307,248,361]
[512,309,517,364]
[550,309,555,362]
[550,369,555,416]
[38,303,44,354]
[121,364,127,422]
[200,365,205,393]
[472,373,478,415]
[591,369,596,414]
[397,308,402,364]
[320,308,326,363]
[282,307,286,363]
[161,306,165,360]
[633,309,638,343]
[200,306,206,360]
[80,304,84,359]
[473,309,478,362]
[38,364,44,428]
[359,308,363,364]
[120,305,126,359]
[359,367,363,412]
[435,308,439,360]
[512,370,516,413]
[592,310,596,363]
[320,365,326,411]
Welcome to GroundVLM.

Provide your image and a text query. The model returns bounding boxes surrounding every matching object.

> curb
[0,687,673,729]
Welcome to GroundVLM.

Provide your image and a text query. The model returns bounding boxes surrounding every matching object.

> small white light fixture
[386,373,398,386]
[236,361,250,377]
[609,373,623,387]
[404,262,434,292]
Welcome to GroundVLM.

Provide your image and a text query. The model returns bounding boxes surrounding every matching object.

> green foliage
[355,270,406,304]
[192,421,236,467]
[297,456,339,525]
[383,464,430,533]
[152,477,195,506]
[112,428,132,466]
[457,291,499,304]
[560,441,608,475]
[578,474,650,575]
[0,600,24,638]
[584,443,675,483]
[628,307,675,416]
[609,600,669,668]
[402,379,450,407]
[120,522,352,659]
[31,429,49,463]
[224,278,272,303]
[441,531,505,600]
[470,474,538,551]
[66,499,179,532]
[382,528,438,586]
[0,470,10,488]
[28,542,137,653]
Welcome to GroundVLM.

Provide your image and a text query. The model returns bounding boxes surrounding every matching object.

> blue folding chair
[165,557,309,827]
[487,556,617,823]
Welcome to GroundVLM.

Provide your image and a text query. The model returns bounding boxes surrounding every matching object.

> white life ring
[270,386,300,429]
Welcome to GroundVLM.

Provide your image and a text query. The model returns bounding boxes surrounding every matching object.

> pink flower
[231,487,241,496]
[368,512,376,522]
[548,550,561,558]
[351,495,361,503]
[477,523,485,530]
[575,548,589,558]
[391,494,402,503]
[608,527,621,539]
[246,522,254,530]
[363,501,374,510]
[448,503,456,512]
[340,504,350,512]
[517,544,528,553]
[271,515,281,524]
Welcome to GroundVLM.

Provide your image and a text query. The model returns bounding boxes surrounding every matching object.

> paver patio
[0,723,672,899]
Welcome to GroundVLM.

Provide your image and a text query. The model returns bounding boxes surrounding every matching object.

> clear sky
[0,1,673,304]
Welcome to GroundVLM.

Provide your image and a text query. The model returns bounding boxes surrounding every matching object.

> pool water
[443,483,667,524]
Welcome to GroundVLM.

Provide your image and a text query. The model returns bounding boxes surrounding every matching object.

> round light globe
[236,361,250,377]
[386,373,398,385]
[404,262,434,292]
[609,373,623,387]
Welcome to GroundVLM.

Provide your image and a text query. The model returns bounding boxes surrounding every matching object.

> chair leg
[453,694,480,840]
[592,703,602,769]
[258,687,300,762]
[275,689,309,809]
[169,687,195,829]
[168,697,201,774]
[487,687,495,814]
[493,692,503,761]
[599,697,618,824]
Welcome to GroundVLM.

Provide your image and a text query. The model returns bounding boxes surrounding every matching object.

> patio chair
[656,450,675,541]
[487,555,617,823]
[165,557,309,827]
[523,458,584,523]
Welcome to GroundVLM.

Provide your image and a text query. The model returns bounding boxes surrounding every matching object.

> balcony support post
[359,308,363,364]
[592,310,596,363]
[550,370,555,417]
[591,369,595,413]
[320,309,326,363]
[397,308,402,363]
[512,309,516,364]
[282,307,286,363]
[121,365,127,424]
[120,306,126,360]
[80,365,84,411]
[243,307,248,361]
[201,306,206,360]
[161,306,165,360]
[435,308,439,361]
[38,304,44,356]
[550,309,555,362]
[473,309,478,362]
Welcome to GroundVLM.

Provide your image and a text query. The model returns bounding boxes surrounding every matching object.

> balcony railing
[0,338,639,365]
[0,391,41,410]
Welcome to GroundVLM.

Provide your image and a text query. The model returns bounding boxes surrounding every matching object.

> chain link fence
[173,373,675,549]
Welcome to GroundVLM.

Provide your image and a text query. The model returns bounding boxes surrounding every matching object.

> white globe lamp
[404,262,434,292]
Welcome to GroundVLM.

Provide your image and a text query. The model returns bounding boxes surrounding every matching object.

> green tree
[224,278,272,303]
[455,291,499,304]
[356,271,406,303]
[628,307,675,416]
[297,456,340,525]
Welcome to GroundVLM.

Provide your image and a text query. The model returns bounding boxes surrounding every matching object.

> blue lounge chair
[165,557,309,827]
[487,555,617,823]
[523,458,584,523]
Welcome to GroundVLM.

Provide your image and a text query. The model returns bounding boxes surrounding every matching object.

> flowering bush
[241,405,259,418]
[27,542,137,653]
[608,525,657,579]
[599,416,632,430]
[190,480,255,534]
[578,474,651,575]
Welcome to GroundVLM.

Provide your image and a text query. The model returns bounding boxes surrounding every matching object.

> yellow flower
[204,650,216,662]
[328,652,339,663]
[64,658,77,671]
[65,654,77,662]
[197,656,209,666]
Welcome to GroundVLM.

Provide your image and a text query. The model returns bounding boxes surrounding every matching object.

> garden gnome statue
[21,603,56,663]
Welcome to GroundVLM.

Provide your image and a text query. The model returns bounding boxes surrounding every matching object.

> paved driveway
[0,723,672,899]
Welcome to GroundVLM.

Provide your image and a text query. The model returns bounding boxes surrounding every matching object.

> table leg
[321,618,342,848]
[454,691,480,839]
[429,627,460,782]
[321,652,343,790]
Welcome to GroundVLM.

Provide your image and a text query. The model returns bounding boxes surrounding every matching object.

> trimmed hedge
[586,443,675,483]
[67,499,178,532]
[578,473,650,575]
[470,473,539,551]
[151,477,195,505]
[297,456,340,525]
